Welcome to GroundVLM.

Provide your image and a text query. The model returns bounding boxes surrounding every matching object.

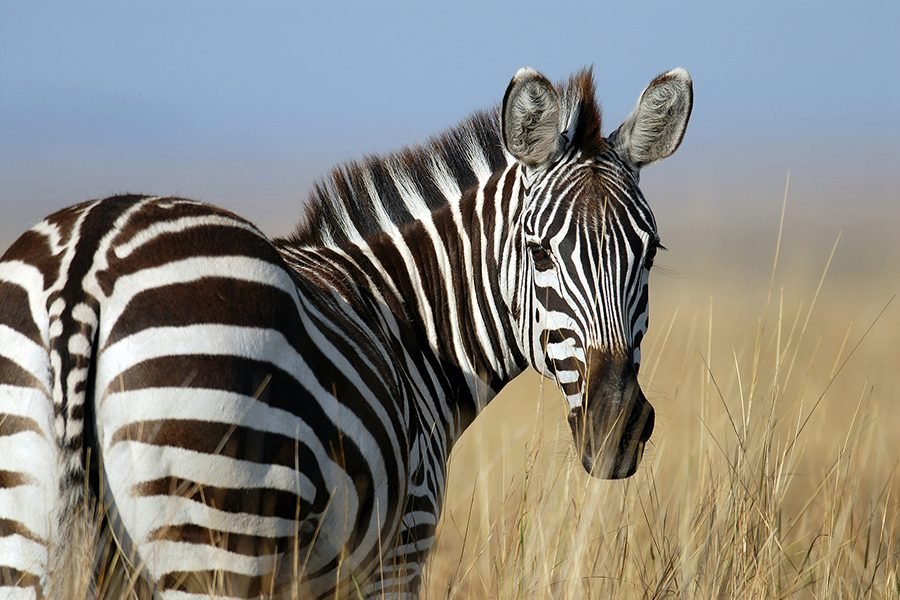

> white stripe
[293,296,403,459]
[0,587,39,600]
[465,140,493,183]
[556,369,580,384]
[428,156,461,202]
[0,326,50,390]
[388,164,432,220]
[102,388,303,449]
[124,493,308,541]
[365,173,438,350]
[0,536,46,579]
[383,536,433,560]
[478,167,518,372]
[71,302,97,327]
[66,333,90,356]
[545,338,585,363]
[143,539,276,580]
[30,219,64,254]
[294,249,452,439]
[401,510,437,529]
[0,385,51,424]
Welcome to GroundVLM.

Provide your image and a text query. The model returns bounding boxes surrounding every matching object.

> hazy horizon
[2,2,899,260]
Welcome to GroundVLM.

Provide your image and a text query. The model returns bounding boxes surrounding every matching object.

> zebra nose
[576,382,654,479]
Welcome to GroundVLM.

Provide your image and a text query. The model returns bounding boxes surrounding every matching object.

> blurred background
[2,2,898,595]
[2,2,899,261]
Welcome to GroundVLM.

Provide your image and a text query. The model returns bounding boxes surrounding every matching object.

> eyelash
[644,241,664,270]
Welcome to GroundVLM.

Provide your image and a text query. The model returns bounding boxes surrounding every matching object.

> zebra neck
[279,164,531,433]
[311,169,526,423]
[371,165,529,422]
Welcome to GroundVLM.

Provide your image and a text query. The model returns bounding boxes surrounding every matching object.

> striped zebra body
[0,66,692,598]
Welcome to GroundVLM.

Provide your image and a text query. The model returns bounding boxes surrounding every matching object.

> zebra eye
[529,244,554,270]
[644,244,658,270]
[644,241,663,270]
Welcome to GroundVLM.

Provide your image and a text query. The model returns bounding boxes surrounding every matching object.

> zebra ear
[501,67,562,167]
[610,68,693,170]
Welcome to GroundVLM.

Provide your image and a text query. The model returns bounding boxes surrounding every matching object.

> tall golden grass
[424,201,899,598]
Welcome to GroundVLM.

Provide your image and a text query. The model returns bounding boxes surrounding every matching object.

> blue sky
[1,1,899,244]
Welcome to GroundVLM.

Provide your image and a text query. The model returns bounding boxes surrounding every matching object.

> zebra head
[502,67,692,479]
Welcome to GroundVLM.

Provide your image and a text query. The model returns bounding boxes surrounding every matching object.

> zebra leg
[358,515,433,599]
[0,266,58,598]
[0,385,56,599]
[360,484,438,599]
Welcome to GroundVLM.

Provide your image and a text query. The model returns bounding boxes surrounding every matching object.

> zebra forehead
[529,168,657,242]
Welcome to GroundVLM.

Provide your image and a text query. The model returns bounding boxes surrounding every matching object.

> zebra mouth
[579,440,645,478]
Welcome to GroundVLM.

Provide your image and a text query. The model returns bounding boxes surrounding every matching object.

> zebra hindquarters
[89,270,327,594]
[94,357,312,597]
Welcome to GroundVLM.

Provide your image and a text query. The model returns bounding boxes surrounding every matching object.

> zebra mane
[284,68,601,247]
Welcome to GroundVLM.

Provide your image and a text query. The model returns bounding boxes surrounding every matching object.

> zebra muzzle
[567,386,654,480]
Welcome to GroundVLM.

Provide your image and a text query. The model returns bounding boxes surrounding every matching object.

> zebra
[0,65,692,598]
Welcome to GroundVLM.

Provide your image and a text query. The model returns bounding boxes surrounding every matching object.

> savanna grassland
[423,197,899,599]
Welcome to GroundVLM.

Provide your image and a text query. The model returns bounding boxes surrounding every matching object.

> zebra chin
[567,387,655,480]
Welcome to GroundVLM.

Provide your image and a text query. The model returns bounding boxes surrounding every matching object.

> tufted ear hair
[610,68,693,170]
[501,67,562,167]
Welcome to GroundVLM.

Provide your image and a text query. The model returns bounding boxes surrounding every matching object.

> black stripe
[0,229,63,289]
[0,566,42,589]
[0,282,43,345]
[0,358,45,392]
[111,419,313,471]
[0,413,43,438]
[0,470,35,489]
[101,224,285,295]
[103,277,301,349]
[134,476,313,521]
[0,518,44,544]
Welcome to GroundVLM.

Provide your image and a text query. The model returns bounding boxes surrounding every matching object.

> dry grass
[424,221,899,598]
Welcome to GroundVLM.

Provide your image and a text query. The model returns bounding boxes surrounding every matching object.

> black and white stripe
[0,66,691,598]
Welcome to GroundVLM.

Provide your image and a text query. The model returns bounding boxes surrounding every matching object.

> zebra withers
[0,66,692,597]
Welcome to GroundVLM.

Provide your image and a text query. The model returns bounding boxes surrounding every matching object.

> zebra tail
[45,288,101,596]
